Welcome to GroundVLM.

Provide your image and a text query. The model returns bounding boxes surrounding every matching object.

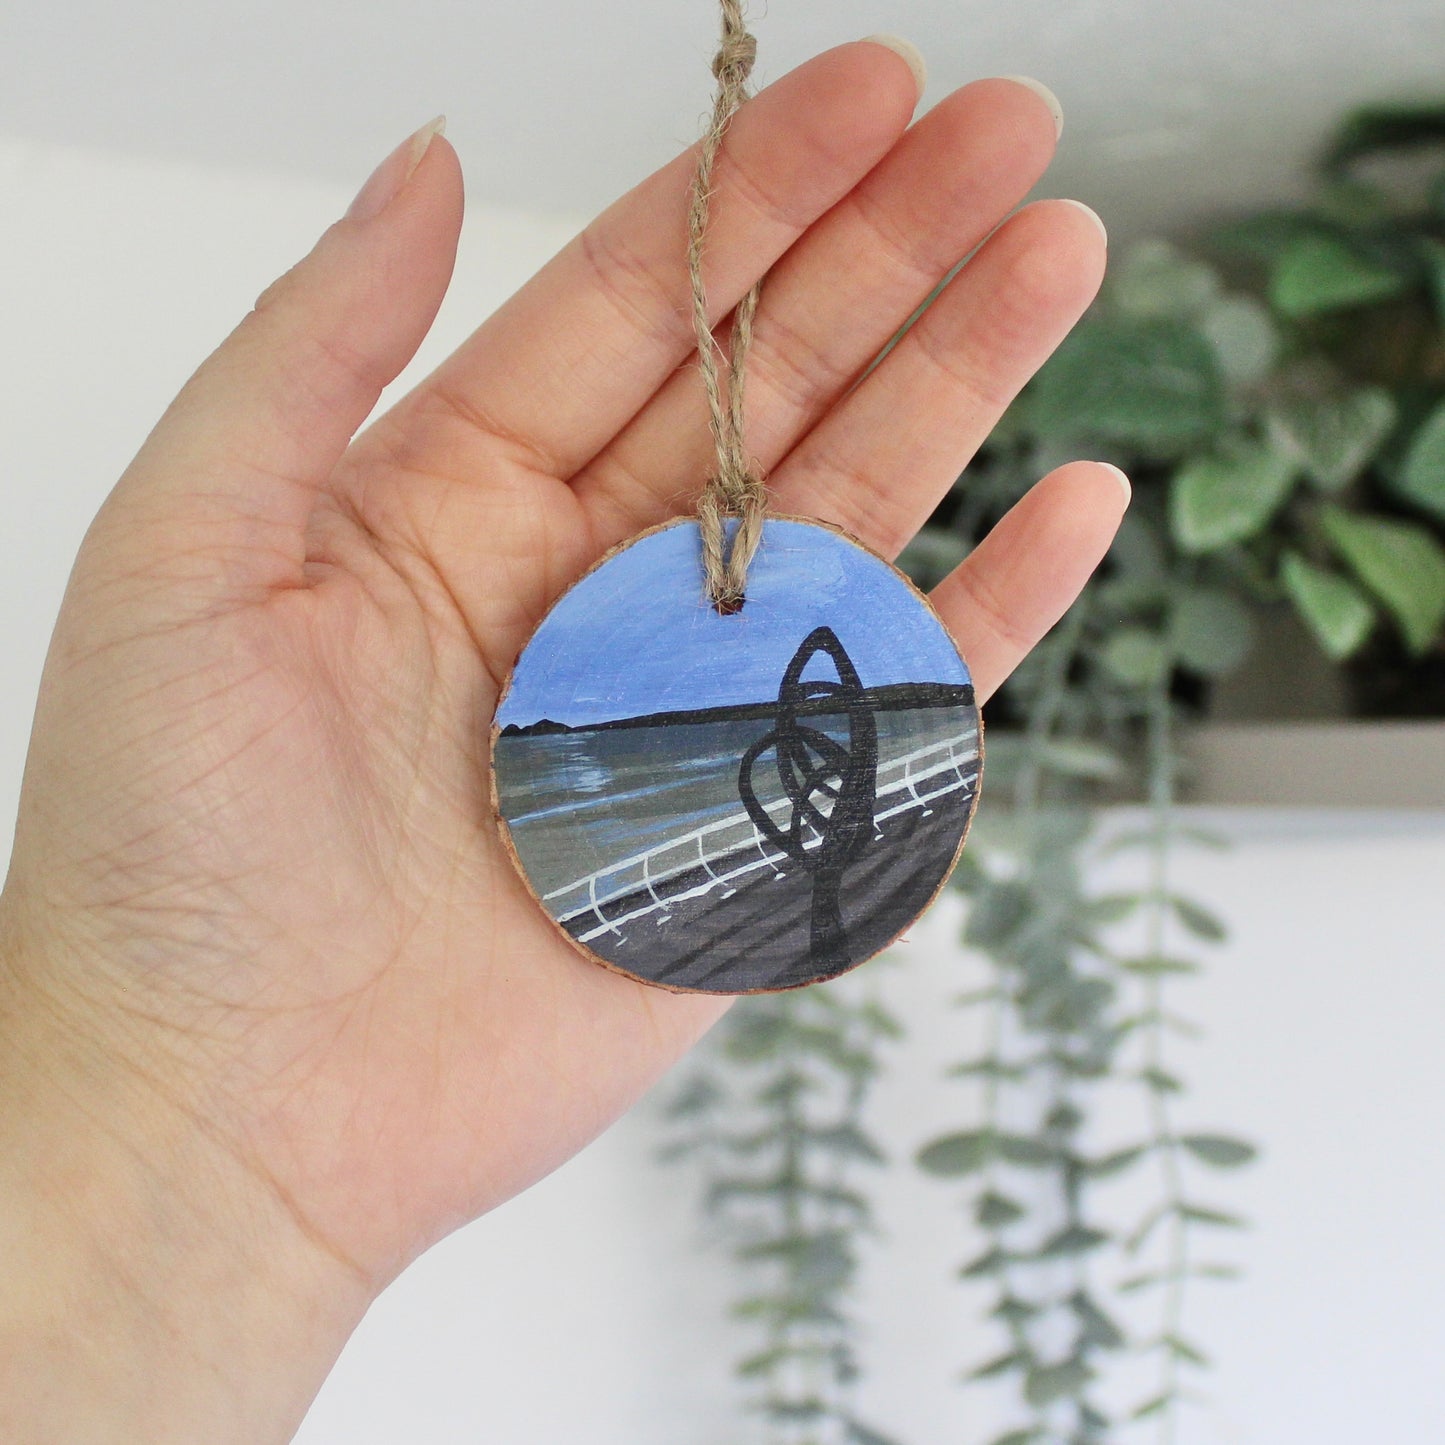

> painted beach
[492,519,982,993]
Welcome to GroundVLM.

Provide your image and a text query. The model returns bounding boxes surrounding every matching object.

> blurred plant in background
[661,983,905,1444]
[664,104,1445,1445]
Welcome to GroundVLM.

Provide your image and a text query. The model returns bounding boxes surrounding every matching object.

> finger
[101,120,463,600]
[931,461,1131,703]
[769,197,1108,556]
[572,76,1061,540]
[375,40,922,484]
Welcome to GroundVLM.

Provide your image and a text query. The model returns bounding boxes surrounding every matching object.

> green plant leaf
[752,1069,817,1108]
[1265,386,1397,492]
[1280,551,1376,660]
[965,882,1032,947]
[992,1295,1042,1325]
[1209,210,1315,261]
[1084,1144,1149,1178]
[1168,586,1257,676]
[1132,1392,1175,1421]
[1026,316,1226,454]
[1116,1008,1201,1040]
[1181,1133,1258,1168]
[858,997,905,1040]
[1122,1262,1243,1293]
[1314,176,1394,227]
[1269,232,1409,317]
[740,1230,853,1281]
[809,1122,886,1164]
[1421,236,1445,325]
[1101,628,1172,687]
[1118,1272,1163,1294]
[951,987,1003,1007]
[1122,954,1200,976]
[1196,1262,1244,1282]
[1127,1205,1169,1253]
[1043,1101,1084,1135]
[1171,894,1229,942]
[1199,293,1280,385]
[845,1420,905,1445]
[1024,1359,1095,1407]
[1141,1066,1185,1093]
[732,1293,844,1326]
[1163,1333,1212,1366]
[970,1350,1032,1381]
[1087,892,1141,924]
[1037,1224,1110,1258]
[1323,102,1445,171]
[948,1057,1028,1081]
[761,1397,827,1423]
[1320,505,1445,653]
[737,1345,789,1377]
[997,1134,1060,1167]
[1179,1203,1248,1229]
[917,1130,994,1177]
[1169,446,1298,553]
[723,1008,788,1060]
[986,1432,1042,1445]
[661,1072,722,1119]
[976,1190,1027,1227]
[1111,239,1221,318]
[1071,1291,1127,1350]
[960,1246,1011,1279]
[1395,399,1445,521]
[1038,739,1125,779]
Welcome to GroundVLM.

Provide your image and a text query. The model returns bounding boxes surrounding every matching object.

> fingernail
[1095,462,1132,504]
[1059,197,1108,244]
[346,115,446,223]
[865,35,927,102]
[996,75,1063,138]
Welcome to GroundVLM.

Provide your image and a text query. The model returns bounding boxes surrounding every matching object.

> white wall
[8,0,1445,242]
[293,817,1445,1445]
[4,139,1445,1445]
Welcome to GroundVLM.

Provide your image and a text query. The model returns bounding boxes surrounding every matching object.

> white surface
[286,816,1445,1444]
[5,0,1445,239]
[3,130,1445,1445]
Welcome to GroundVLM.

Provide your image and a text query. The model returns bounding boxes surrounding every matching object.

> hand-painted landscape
[492,518,981,993]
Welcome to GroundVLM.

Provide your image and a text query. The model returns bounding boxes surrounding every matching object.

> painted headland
[492,519,981,993]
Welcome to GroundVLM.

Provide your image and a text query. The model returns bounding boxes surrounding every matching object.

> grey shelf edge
[1178,719,1445,808]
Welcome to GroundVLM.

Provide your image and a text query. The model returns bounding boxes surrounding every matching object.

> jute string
[690,0,765,614]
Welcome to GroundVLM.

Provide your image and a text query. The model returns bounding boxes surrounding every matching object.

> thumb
[104,116,462,600]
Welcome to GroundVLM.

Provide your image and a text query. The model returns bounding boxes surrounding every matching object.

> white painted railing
[540,728,979,945]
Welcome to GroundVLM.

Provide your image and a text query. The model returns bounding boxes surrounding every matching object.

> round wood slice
[490,516,983,994]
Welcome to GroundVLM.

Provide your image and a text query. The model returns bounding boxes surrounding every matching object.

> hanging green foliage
[663,99,1445,1445]
[661,983,905,1445]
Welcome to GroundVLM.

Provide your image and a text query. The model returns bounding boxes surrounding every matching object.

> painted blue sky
[496,519,972,728]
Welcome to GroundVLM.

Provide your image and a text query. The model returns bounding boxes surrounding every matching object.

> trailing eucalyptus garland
[662,980,904,1444]
[664,103,1445,1444]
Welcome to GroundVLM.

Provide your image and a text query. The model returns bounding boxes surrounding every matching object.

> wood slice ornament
[491,517,983,993]
[489,4,983,992]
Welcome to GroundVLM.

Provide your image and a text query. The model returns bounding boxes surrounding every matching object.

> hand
[0,42,1124,1442]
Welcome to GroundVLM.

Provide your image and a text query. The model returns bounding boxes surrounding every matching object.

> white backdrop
[3,138,1445,1445]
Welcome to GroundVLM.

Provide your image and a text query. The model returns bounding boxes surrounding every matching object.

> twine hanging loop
[689,0,766,614]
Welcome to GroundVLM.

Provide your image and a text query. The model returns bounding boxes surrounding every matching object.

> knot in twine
[711,28,756,85]
[690,0,765,615]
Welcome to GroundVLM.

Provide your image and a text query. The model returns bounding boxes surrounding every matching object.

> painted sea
[494,686,980,991]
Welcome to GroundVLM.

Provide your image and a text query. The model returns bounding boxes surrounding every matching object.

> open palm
[1,41,1123,1338]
